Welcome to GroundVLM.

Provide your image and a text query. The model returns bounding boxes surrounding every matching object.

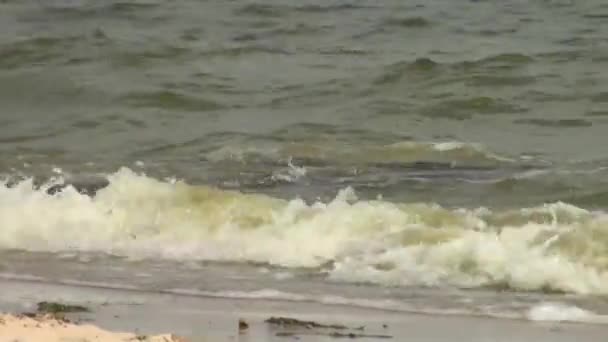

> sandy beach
[1,278,606,342]
[0,313,186,342]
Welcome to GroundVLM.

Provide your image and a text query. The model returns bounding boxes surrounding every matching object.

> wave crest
[2,168,608,295]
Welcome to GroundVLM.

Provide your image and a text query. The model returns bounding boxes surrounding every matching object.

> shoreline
[1,278,606,342]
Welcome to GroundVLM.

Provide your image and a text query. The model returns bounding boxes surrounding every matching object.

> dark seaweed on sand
[37,301,90,313]
[265,316,352,330]
[276,331,392,339]
[266,316,393,339]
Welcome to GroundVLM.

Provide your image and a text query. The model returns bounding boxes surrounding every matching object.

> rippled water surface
[1,0,607,206]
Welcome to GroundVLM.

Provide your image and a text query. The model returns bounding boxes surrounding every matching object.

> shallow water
[1,0,608,324]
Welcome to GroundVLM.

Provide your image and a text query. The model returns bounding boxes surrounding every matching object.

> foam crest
[2,168,608,295]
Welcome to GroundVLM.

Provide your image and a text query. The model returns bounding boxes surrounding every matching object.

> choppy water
[2,0,608,324]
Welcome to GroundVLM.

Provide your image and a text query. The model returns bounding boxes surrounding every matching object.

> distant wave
[205,140,517,165]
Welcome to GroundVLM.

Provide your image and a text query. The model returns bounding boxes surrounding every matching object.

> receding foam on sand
[0,314,187,342]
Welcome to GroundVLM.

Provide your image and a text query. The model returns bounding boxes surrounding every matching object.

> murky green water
[1,0,607,208]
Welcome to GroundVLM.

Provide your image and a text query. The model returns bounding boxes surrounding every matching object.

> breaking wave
[2,168,608,295]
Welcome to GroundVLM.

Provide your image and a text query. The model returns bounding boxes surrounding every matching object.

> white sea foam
[1,168,608,295]
[271,158,307,182]
[527,302,608,323]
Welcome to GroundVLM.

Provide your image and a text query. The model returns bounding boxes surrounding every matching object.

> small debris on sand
[239,319,249,331]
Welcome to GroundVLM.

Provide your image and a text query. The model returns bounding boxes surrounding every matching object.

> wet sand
[0,278,606,342]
